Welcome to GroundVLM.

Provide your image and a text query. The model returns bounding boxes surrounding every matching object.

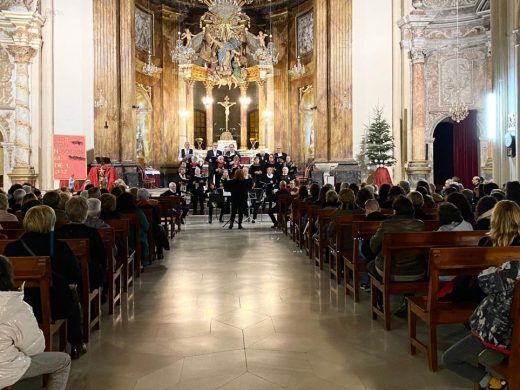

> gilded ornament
[6,46,36,64]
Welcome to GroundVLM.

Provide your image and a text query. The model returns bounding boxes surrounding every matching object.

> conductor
[223,168,252,230]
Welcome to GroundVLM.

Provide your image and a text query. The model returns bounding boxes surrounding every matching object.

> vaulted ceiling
[152,0,303,14]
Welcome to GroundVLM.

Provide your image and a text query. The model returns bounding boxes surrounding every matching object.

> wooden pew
[154,196,181,237]
[295,202,309,248]
[105,219,134,292]
[312,208,335,269]
[0,220,23,229]
[140,207,156,264]
[492,279,520,389]
[97,227,122,315]
[328,214,365,285]
[346,220,440,304]
[408,246,520,371]
[10,256,67,352]
[120,213,142,278]
[304,205,320,259]
[60,239,100,343]
[1,229,25,239]
[289,198,300,242]
[277,195,293,236]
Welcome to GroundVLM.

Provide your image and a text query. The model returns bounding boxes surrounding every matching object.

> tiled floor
[62,217,470,389]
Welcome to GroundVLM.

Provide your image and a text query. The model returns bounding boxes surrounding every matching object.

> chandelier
[289,56,305,78]
[449,0,469,123]
[254,1,279,66]
[142,51,157,76]
[171,32,196,65]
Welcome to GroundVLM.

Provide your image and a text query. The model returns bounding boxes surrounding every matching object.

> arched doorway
[433,110,479,188]
[433,120,454,187]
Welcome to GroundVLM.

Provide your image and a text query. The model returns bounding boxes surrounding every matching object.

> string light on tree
[365,107,396,169]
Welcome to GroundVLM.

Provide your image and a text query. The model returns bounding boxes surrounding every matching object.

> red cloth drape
[372,167,393,187]
[453,110,479,189]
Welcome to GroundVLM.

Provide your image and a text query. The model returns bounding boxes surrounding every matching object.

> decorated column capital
[6,45,36,64]
[410,48,427,64]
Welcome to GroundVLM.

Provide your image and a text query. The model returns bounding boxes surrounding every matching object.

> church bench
[408,245,520,372]
[154,196,182,236]
[104,219,134,292]
[97,227,122,315]
[371,228,483,331]
[289,198,301,243]
[312,209,335,270]
[304,205,320,259]
[294,202,309,248]
[140,207,156,264]
[120,213,142,278]
[346,220,440,304]
[10,255,67,352]
[0,220,23,229]
[277,194,293,236]
[328,214,365,285]
[59,239,100,343]
[1,229,25,239]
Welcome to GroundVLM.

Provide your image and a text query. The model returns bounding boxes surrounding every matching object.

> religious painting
[135,6,153,54]
[135,84,152,163]
[299,85,315,161]
[439,57,473,107]
[296,10,314,57]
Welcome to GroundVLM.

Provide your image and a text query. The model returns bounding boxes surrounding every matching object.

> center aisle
[67,217,467,390]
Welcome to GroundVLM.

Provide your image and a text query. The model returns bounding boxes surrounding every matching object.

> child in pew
[0,256,71,390]
[443,201,520,390]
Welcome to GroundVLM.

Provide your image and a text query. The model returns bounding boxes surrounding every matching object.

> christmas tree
[365,108,396,168]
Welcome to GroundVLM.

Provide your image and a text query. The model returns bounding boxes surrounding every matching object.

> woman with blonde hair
[479,200,520,247]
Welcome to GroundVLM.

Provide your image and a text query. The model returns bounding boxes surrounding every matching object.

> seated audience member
[447,192,475,224]
[472,176,485,202]
[80,190,89,199]
[99,193,120,220]
[57,192,70,212]
[490,189,506,202]
[368,196,425,282]
[443,260,519,389]
[306,183,320,204]
[326,189,363,246]
[87,187,101,199]
[20,200,41,219]
[377,183,391,208]
[364,199,387,221]
[340,182,349,191]
[129,187,138,200]
[57,197,107,292]
[268,181,291,228]
[398,180,411,194]
[0,256,71,390]
[42,191,69,225]
[298,185,308,200]
[85,198,110,229]
[415,186,436,208]
[9,188,26,213]
[407,191,432,220]
[136,188,168,260]
[349,183,359,196]
[473,196,497,231]
[110,186,123,198]
[7,184,23,209]
[505,180,520,206]
[0,193,18,221]
[22,193,38,205]
[288,180,299,196]
[318,184,334,207]
[161,182,180,197]
[355,187,374,209]
[322,190,340,209]
[4,206,84,359]
[461,189,475,208]
[437,202,473,231]
[117,192,150,266]
[33,188,42,201]
[478,200,520,247]
[384,185,406,209]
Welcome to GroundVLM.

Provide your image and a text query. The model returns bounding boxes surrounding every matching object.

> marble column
[186,80,195,143]
[266,73,275,151]
[205,82,214,146]
[6,45,38,183]
[406,48,431,183]
[239,83,248,149]
[257,80,266,148]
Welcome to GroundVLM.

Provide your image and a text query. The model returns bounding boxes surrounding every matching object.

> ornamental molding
[6,44,35,63]
[0,0,36,12]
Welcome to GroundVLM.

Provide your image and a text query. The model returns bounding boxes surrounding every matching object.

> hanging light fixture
[449,0,469,123]
[289,0,305,78]
[256,0,279,66]
[142,50,157,76]
[171,31,196,64]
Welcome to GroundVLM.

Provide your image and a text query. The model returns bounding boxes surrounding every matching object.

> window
[248,110,259,148]
[194,109,207,149]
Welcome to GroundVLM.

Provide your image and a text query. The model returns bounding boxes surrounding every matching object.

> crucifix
[217,95,237,132]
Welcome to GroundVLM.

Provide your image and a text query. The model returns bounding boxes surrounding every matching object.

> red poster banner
[53,135,87,180]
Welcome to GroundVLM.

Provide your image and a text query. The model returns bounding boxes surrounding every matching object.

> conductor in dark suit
[223,168,252,230]
[206,142,223,185]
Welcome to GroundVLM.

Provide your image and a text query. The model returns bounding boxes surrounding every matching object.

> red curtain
[453,110,479,189]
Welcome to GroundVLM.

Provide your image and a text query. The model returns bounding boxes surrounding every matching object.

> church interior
[2,0,520,389]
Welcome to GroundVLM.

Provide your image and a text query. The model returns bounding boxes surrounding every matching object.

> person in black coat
[250,157,264,186]
[223,168,252,229]
[56,196,107,292]
[206,143,223,186]
[4,205,85,358]
[99,193,121,220]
